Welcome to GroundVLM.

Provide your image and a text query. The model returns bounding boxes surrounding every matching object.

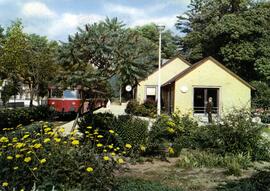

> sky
[0,0,190,41]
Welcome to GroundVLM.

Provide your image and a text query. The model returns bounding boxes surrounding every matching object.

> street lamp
[157,25,165,116]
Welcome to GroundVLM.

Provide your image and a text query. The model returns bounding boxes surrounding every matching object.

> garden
[0,106,269,191]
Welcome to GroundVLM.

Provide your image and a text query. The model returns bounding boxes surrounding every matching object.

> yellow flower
[168,147,174,155]
[96,143,103,147]
[16,154,23,158]
[86,167,94,172]
[167,127,175,134]
[43,138,50,143]
[97,135,103,138]
[7,143,13,147]
[40,158,46,164]
[44,128,51,132]
[24,157,32,163]
[54,138,61,143]
[22,134,30,139]
[140,145,146,152]
[117,158,124,164]
[59,128,65,133]
[0,136,9,143]
[125,144,132,149]
[2,182,8,187]
[108,145,113,149]
[7,156,13,160]
[33,143,42,149]
[103,156,110,161]
[15,142,25,149]
[32,167,38,171]
[109,129,114,134]
[12,138,18,143]
[71,140,79,145]
[103,149,107,152]
[86,126,92,129]
[166,121,176,127]
[13,166,19,170]
[111,152,116,157]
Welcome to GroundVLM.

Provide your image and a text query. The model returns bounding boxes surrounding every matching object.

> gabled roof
[162,56,255,90]
[140,54,191,81]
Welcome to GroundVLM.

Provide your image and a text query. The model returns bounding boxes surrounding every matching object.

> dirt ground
[117,157,269,191]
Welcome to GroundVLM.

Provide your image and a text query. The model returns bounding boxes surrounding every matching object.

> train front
[48,89,81,112]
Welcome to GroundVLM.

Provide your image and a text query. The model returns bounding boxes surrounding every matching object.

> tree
[135,23,179,59]
[176,0,270,82]
[58,17,157,105]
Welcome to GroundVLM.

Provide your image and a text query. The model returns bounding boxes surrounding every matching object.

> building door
[193,88,219,114]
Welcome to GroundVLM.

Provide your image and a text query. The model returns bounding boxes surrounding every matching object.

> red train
[48,89,81,112]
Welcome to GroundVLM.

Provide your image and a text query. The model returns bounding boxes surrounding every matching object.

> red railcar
[48,89,81,112]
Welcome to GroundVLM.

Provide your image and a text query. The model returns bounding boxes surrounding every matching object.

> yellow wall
[174,59,251,115]
[136,57,190,103]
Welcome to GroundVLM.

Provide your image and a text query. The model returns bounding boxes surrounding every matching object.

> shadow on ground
[217,168,270,191]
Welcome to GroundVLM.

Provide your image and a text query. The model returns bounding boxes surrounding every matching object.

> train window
[63,90,79,99]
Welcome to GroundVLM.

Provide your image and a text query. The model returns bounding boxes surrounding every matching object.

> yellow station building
[136,55,254,116]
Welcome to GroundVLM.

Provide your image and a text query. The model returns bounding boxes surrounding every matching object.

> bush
[125,100,156,118]
[114,178,182,191]
[78,113,149,158]
[175,149,252,176]
[0,106,52,129]
[114,115,149,157]
[0,122,125,190]
[250,81,270,110]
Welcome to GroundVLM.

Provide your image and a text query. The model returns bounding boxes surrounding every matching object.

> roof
[139,54,191,83]
[162,56,255,90]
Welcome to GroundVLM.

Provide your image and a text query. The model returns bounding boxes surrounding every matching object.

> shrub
[0,106,52,129]
[78,113,149,158]
[175,149,252,176]
[114,115,149,157]
[0,122,125,190]
[250,81,270,110]
[114,178,182,191]
[125,100,156,118]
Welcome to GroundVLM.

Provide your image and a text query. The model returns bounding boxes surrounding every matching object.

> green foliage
[250,81,270,109]
[176,149,252,176]
[217,168,270,191]
[114,115,149,156]
[0,81,20,105]
[125,100,156,118]
[135,23,179,59]
[78,113,149,157]
[0,106,52,129]
[0,122,121,191]
[177,0,270,81]
[114,178,182,191]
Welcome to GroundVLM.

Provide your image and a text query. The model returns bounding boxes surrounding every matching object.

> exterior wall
[136,57,190,103]
[174,60,251,115]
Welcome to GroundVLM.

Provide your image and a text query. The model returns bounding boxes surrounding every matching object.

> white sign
[125,85,132,92]
[146,87,156,95]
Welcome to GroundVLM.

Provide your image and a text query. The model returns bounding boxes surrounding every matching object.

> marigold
[97,143,103,147]
[167,127,175,134]
[13,166,19,170]
[140,145,146,152]
[54,138,61,143]
[33,143,42,149]
[125,144,132,149]
[40,158,46,164]
[7,156,13,160]
[86,167,94,172]
[97,135,103,138]
[43,138,50,143]
[86,126,92,129]
[168,147,174,155]
[103,156,110,161]
[109,129,114,134]
[2,182,8,187]
[16,154,22,158]
[22,134,30,139]
[15,142,25,149]
[0,137,8,143]
[32,167,38,171]
[71,140,79,145]
[108,145,113,149]
[24,157,32,163]
[117,158,124,164]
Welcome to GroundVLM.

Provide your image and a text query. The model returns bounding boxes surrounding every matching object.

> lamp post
[157,25,165,116]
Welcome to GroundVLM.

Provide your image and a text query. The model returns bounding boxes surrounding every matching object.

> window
[193,88,219,114]
[146,87,156,101]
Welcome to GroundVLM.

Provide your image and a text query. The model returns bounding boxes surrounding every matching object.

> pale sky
[0,0,190,41]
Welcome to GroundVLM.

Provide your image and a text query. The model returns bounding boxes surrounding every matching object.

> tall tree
[176,0,270,82]
[135,23,179,59]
